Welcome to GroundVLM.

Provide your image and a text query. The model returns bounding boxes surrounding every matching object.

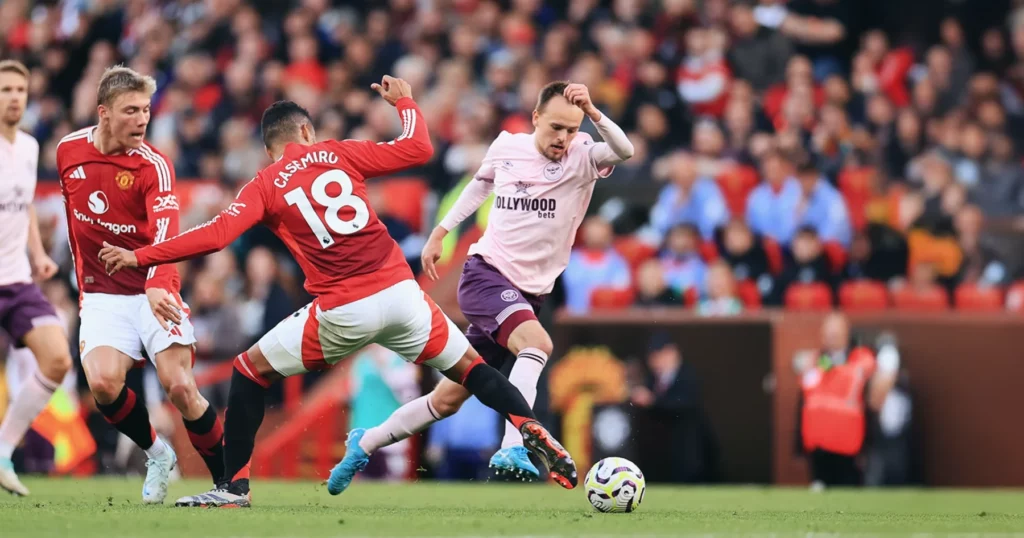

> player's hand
[421,228,447,281]
[30,253,58,281]
[564,83,601,121]
[630,386,654,408]
[371,75,413,106]
[145,287,183,331]
[99,242,139,275]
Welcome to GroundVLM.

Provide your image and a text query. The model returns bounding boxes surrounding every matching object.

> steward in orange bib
[794,313,900,487]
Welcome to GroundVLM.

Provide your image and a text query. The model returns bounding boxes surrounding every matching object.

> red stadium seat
[822,242,848,274]
[699,241,719,263]
[784,282,833,311]
[614,236,657,270]
[715,165,758,217]
[737,280,762,310]
[682,287,699,307]
[590,287,635,310]
[378,178,429,232]
[954,283,1004,312]
[838,280,889,312]
[763,237,784,275]
[838,166,876,232]
[891,286,950,311]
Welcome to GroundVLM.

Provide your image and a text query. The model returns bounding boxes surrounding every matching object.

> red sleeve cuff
[395,96,416,109]
[134,248,151,268]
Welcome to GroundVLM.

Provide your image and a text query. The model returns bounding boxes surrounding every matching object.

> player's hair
[97,65,157,107]
[261,100,313,148]
[0,60,29,80]
[535,81,570,113]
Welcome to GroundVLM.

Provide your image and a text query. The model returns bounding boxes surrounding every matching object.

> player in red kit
[55,66,225,504]
[100,76,577,508]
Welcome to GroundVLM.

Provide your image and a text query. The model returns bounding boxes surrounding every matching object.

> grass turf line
[1,478,1023,537]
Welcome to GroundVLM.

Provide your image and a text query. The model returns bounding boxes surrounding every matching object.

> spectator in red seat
[716,219,774,300]
[676,27,731,118]
[727,1,793,92]
[762,55,823,123]
[563,217,633,313]
[660,224,709,300]
[841,225,909,285]
[794,158,852,247]
[697,261,743,317]
[769,226,834,305]
[954,205,1009,288]
[649,152,729,242]
[635,259,683,308]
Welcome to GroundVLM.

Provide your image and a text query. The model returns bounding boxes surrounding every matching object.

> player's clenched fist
[563,83,601,121]
[371,75,413,106]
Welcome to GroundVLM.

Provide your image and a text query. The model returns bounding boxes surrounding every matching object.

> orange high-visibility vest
[800,347,877,456]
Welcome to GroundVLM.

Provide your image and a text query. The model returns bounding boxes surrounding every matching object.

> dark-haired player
[332,81,634,486]
[100,75,577,508]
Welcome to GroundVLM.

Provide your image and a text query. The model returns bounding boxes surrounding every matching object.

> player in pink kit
[55,66,226,504]
[99,76,577,508]
[0,60,73,497]
[332,81,633,486]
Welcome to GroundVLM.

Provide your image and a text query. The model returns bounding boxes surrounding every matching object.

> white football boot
[142,443,177,504]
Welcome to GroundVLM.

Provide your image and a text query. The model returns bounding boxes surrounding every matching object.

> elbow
[618,142,635,161]
[414,140,434,166]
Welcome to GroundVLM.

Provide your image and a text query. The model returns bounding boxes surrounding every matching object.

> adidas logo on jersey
[69,166,87,180]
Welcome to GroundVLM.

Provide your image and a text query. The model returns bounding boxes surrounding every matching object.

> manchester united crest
[115,170,135,190]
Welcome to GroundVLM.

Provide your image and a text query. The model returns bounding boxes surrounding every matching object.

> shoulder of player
[55,127,95,153]
[16,130,39,150]
[571,131,596,149]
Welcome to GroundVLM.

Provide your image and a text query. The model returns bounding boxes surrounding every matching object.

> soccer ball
[583,457,646,513]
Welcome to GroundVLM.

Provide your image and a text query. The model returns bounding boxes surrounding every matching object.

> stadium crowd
[1,0,1023,476]
[4,0,1024,320]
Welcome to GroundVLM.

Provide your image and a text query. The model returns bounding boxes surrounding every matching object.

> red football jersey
[56,127,180,298]
[135,97,431,310]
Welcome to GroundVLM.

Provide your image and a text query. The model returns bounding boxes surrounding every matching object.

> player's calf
[442,351,577,489]
[156,344,226,484]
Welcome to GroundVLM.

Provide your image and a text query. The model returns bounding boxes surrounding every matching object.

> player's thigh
[256,300,373,378]
[505,319,553,356]
[456,259,538,349]
[380,281,470,373]
[79,293,146,365]
[21,324,72,380]
[81,345,136,400]
[137,294,197,364]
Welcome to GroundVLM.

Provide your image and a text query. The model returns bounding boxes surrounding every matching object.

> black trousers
[810,449,861,486]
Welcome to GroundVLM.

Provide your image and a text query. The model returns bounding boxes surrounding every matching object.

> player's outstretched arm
[564,83,634,168]
[101,181,266,271]
[330,76,433,178]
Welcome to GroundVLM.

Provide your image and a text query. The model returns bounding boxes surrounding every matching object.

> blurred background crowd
[0,0,1021,481]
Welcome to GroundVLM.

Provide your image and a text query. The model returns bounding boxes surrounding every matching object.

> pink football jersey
[469,131,613,295]
[0,130,38,286]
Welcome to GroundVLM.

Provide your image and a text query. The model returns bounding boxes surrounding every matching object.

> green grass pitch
[3,477,1024,537]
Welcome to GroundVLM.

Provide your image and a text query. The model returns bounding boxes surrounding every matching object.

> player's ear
[301,122,315,144]
[532,109,540,129]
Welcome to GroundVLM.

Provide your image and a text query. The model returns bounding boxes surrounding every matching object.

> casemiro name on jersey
[273,150,341,189]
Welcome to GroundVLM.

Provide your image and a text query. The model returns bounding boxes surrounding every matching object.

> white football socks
[501,347,548,449]
[360,395,442,454]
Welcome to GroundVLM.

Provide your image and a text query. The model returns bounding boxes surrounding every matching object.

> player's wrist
[395,96,416,108]
[430,225,450,239]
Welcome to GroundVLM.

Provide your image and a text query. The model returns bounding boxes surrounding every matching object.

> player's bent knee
[430,385,470,417]
[508,321,553,356]
[38,351,72,382]
[87,375,125,403]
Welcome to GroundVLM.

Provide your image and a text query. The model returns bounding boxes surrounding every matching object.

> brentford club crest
[543,162,563,181]
[115,170,135,190]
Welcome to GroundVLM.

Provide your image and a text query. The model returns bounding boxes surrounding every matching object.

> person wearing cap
[630,332,716,483]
